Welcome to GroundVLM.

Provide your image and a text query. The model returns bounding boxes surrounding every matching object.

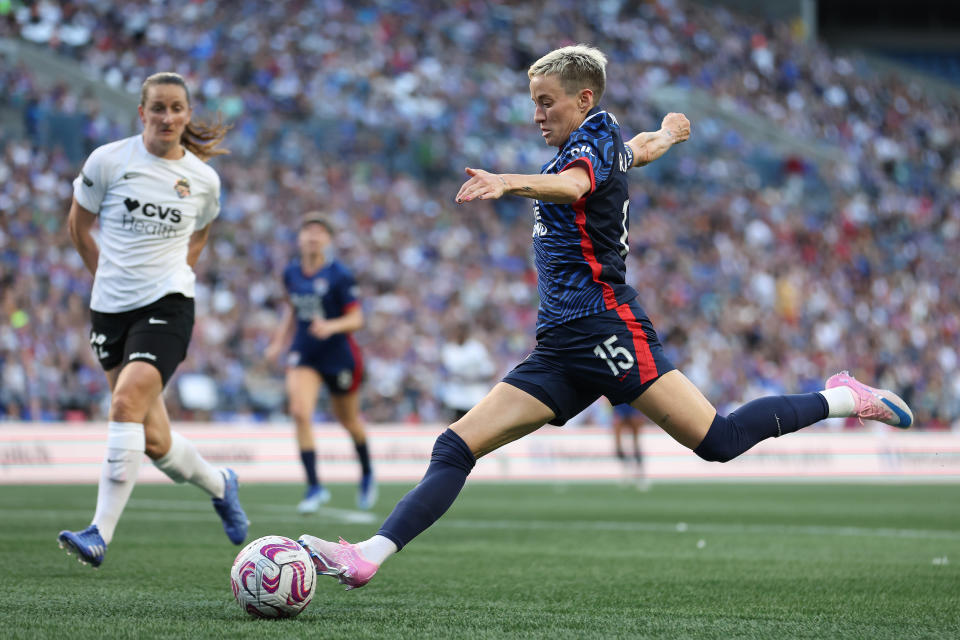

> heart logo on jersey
[124,197,140,212]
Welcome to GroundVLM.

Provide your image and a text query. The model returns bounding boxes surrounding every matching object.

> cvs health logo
[123,197,182,223]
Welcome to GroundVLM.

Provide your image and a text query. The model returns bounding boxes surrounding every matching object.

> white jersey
[72,135,221,313]
[441,338,496,412]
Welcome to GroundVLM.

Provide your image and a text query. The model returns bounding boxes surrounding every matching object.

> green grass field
[2,482,958,639]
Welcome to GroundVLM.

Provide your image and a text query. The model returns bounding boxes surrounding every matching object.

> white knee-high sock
[153,431,226,499]
[92,421,145,545]
[356,535,398,566]
[820,387,856,418]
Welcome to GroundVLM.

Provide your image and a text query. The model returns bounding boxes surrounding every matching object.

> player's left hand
[308,318,335,340]
[456,167,507,203]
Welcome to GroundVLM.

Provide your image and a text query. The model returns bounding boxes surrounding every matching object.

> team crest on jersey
[174,177,191,198]
[313,279,329,295]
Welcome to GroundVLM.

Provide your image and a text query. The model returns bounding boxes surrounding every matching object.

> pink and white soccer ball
[230,535,317,618]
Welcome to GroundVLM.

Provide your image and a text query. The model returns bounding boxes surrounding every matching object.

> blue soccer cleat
[357,473,378,510]
[57,525,107,567]
[297,485,331,514]
[213,468,250,545]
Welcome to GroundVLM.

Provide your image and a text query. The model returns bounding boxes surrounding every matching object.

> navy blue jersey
[533,107,638,334]
[282,258,359,373]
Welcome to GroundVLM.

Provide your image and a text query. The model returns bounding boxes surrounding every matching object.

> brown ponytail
[139,72,231,162]
[182,117,231,161]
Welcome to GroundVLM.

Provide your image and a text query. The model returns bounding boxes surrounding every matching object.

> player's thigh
[105,366,121,390]
[109,360,164,422]
[630,369,716,449]
[450,382,555,458]
[286,366,322,419]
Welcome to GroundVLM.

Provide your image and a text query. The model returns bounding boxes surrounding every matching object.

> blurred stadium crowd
[1,0,958,427]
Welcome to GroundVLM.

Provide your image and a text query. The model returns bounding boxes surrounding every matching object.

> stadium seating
[0,1,957,428]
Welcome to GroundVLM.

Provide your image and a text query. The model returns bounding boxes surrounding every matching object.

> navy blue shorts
[503,299,674,426]
[288,335,363,395]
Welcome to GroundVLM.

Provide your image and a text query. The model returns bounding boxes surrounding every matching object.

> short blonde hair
[527,44,607,106]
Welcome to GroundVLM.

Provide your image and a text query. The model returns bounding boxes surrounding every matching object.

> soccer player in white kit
[57,72,249,567]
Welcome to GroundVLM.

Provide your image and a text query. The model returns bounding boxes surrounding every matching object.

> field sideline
[3,482,958,639]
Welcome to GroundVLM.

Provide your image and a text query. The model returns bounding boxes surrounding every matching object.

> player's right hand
[456,167,507,203]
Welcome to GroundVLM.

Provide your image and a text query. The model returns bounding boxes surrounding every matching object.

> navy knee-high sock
[694,393,828,462]
[377,429,475,550]
[354,442,372,476]
[300,450,319,487]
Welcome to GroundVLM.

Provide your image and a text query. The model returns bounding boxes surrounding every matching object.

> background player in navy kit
[266,213,376,513]
[299,45,913,589]
[612,401,648,490]
[58,72,248,568]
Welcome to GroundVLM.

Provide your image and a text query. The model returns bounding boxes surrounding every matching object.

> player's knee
[289,403,313,426]
[694,445,736,463]
[110,391,147,423]
[692,415,738,463]
[430,429,476,473]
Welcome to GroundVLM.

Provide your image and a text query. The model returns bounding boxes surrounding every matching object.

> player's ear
[578,88,593,111]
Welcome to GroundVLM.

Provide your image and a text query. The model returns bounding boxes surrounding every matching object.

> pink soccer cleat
[825,371,913,429]
[298,534,379,590]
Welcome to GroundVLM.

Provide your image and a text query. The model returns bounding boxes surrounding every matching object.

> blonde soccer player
[300,45,912,589]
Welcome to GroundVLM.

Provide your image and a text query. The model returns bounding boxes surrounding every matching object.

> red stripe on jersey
[560,157,596,194]
[573,196,618,310]
[346,335,364,393]
[343,300,361,312]
[615,303,659,383]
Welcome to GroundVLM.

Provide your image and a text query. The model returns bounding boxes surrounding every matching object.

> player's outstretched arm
[626,112,690,168]
[455,166,591,205]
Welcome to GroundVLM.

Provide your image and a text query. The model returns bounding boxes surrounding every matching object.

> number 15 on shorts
[594,335,635,376]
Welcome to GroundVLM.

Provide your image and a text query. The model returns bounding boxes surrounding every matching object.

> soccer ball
[230,535,317,618]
